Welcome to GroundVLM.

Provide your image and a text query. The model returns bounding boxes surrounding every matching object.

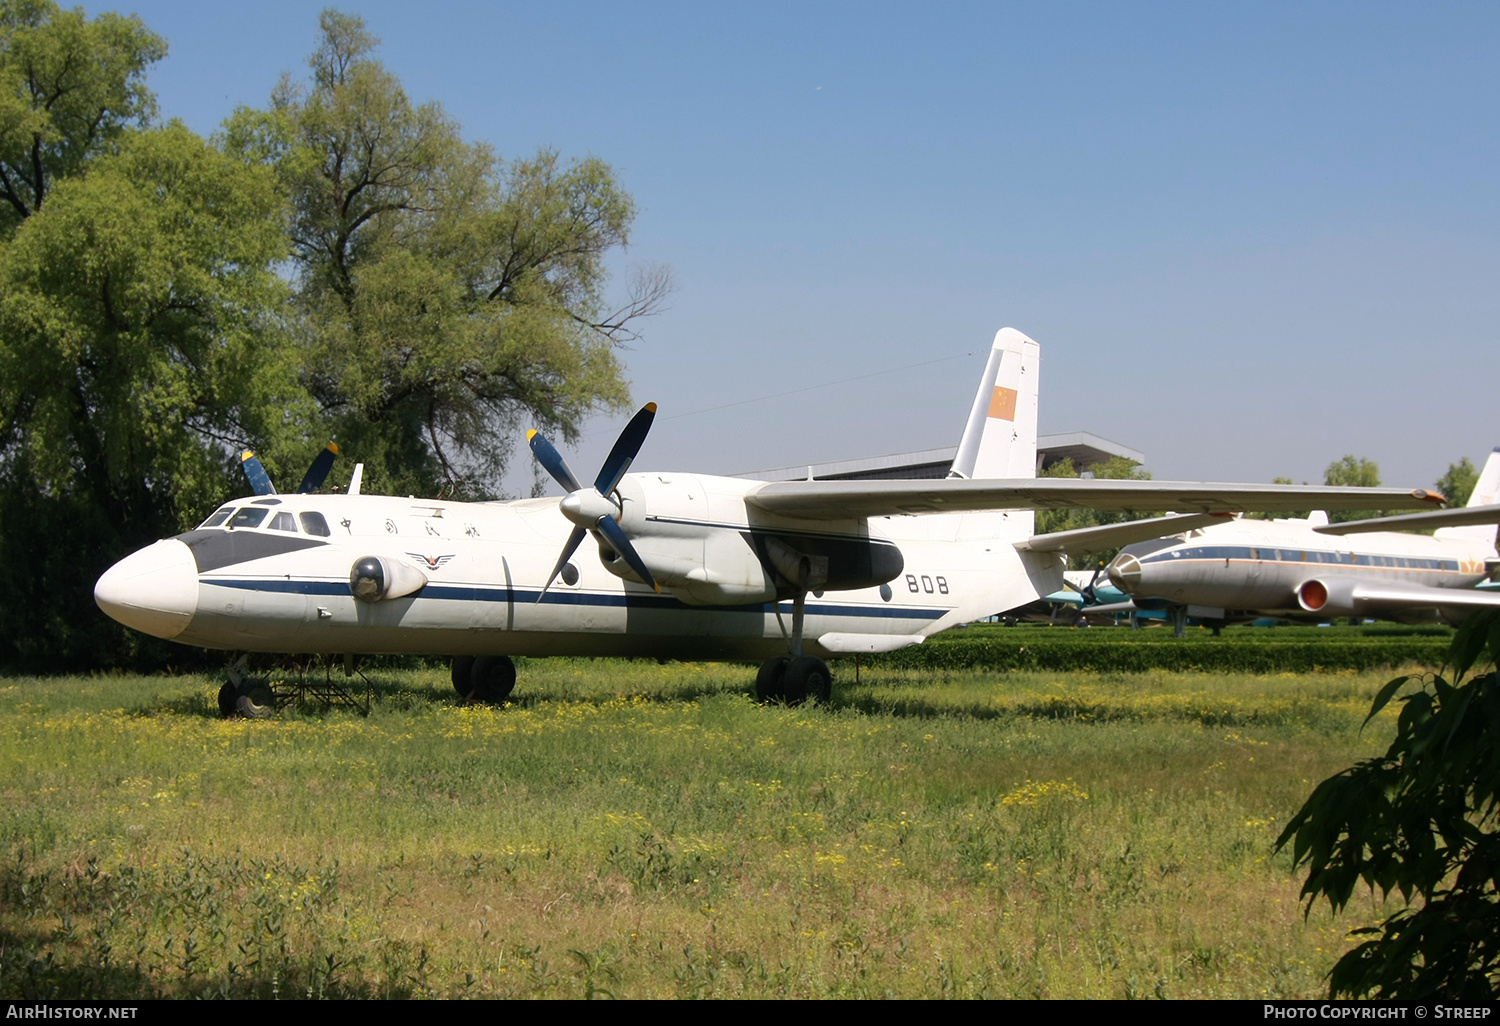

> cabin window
[300,512,332,537]
[227,507,269,529]
[269,511,298,532]
[200,508,234,528]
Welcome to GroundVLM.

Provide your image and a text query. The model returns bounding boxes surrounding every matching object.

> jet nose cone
[1106,553,1141,593]
[94,539,199,639]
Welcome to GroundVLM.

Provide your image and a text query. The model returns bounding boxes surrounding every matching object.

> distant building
[737,431,1144,482]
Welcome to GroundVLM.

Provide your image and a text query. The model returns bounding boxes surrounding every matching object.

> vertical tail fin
[949,327,1040,480]
[1467,448,1500,508]
[1435,448,1500,546]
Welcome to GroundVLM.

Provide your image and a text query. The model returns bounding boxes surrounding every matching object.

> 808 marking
[906,574,949,595]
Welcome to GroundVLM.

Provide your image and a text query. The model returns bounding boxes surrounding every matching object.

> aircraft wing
[1347,582,1500,613]
[1015,512,1235,555]
[745,479,1444,521]
[1314,502,1500,536]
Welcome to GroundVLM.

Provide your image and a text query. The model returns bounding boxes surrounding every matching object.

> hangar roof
[737,431,1145,483]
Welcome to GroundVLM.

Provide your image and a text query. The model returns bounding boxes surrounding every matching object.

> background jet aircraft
[1105,449,1500,633]
[94,328,1441,712]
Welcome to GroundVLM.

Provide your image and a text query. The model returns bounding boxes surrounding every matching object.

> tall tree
[225,10,667,498]
[0,0,165,234]
[1436,457,1478,508]
[1036,455,1152,573]
[0,125,303,668]
[1325,455,1383,523]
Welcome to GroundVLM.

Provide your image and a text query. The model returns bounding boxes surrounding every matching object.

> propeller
[528,404,659,598]
[239,442,340,496]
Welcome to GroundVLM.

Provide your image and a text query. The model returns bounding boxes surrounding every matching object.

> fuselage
[1107,516,1495,622]
[94,473,1059,660]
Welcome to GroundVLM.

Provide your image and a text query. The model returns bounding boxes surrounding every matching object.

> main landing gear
[755,654,832,705]
[754,548,833,706]
[451,655,517,704]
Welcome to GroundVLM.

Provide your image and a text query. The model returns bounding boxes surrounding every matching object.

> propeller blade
[240,451,276,495]
[527,429,584,494]
[596,515,659,593]
[1084,565,1104,603]
[296,442,339,493]
[537,526,588,602]
[594,403,657,495]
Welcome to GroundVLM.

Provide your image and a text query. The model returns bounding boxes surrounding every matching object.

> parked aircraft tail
[1467,449,1500,508]
[1435,447,1500,545]
[948,327,1040,481]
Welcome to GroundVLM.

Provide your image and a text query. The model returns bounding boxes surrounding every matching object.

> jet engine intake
[349,556,428,602]
[1296,578,1358,617]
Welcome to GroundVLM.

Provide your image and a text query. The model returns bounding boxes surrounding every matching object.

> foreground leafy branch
[1276,608,1500,998]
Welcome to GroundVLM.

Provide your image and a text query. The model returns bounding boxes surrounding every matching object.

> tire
[235,684,275,720]
[217,682,238,718]
[451,655,476,697]
[755,657,789,704]
[471,655,516,704]
[783,656,831,707]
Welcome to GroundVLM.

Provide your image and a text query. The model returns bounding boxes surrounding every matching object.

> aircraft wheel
[451,655,476,697]
[471,655,516,704]
[755,657,789,703]
[783,656,831,707]
[217,682,238,718]
[235,683,275,720]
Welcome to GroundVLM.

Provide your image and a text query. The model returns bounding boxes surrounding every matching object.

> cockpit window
[200,507,234,528]
[269,511,298,532]
[299,512,332,537]
[227,507,270,529]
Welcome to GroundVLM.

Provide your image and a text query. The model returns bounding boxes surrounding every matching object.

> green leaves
[242,10,654,499]
[0,0,165,232]
[1275,608,1500,998]
[0,124,300,526]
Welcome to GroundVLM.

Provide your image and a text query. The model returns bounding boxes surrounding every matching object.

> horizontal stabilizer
[1315,502,1500,536]
[747,478,1443,521]
[1017,512,1234,555]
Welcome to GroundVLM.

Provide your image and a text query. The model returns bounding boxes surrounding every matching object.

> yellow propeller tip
[644,402,657,413]
[327,442,339,454]
[240,451,254,462]
[526,429,538,441]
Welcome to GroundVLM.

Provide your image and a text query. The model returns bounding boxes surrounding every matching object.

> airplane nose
[94,539,199,639]
[1107,553,1141,592]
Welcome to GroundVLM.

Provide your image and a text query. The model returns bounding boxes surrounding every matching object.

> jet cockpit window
[227,507,270,529]
[200,508,234,528]
[269,511,298,532]
[299,512,332,537]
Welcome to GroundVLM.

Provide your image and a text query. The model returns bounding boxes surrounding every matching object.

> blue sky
[95,1,1500,494]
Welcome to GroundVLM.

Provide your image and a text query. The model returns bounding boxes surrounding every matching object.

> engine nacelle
[349,555,428,602]
[1296,578,1359,617]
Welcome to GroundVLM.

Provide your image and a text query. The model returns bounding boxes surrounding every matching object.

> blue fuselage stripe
[202,578,945,621]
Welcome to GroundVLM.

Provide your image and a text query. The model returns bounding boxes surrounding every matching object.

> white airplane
[1105,450,1500,633]
[93,328,1444,712]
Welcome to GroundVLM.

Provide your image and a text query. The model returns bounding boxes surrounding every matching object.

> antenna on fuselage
[348,463,364,496]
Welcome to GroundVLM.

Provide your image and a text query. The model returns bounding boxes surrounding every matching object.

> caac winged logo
[407,553,455,571]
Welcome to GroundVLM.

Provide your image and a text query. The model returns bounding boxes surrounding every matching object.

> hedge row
[869,631,1452,674]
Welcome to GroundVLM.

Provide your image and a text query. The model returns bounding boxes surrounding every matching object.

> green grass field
[0,656,1426,999]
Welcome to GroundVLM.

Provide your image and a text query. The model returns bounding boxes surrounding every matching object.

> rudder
[948,327,1040,481]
